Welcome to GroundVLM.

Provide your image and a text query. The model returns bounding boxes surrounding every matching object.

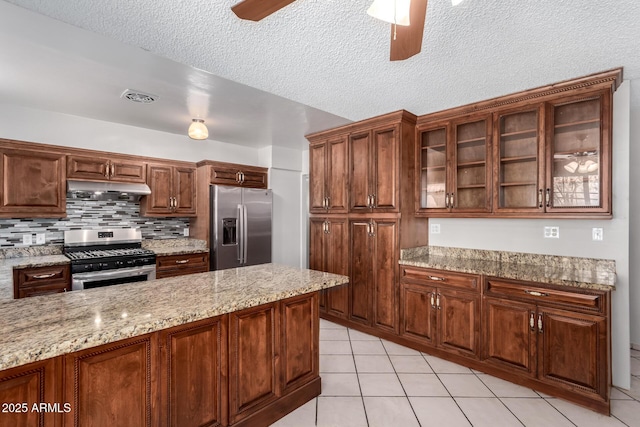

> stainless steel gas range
[63,229,156,291]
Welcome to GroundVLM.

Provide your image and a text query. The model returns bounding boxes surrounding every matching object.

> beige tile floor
[271,319,640,427]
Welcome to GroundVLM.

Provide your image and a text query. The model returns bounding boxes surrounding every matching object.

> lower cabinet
[13,264,71,299]
[399,267,481,358]
[155,252,209,279]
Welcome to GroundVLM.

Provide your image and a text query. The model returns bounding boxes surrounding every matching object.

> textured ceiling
[2,0,640,149]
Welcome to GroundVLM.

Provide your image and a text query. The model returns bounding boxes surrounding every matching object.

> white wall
[429,82,632,388]
[629,100,640,350]
[0,103,260,165]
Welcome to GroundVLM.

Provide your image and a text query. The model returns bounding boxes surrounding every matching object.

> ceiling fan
[231,0,429,61]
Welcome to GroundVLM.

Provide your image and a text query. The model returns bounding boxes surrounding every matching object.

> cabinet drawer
[156,265,209,279]
[14,264,70,288]
[485,278,604,312]
[156,252,209,271]
[400,266,479,291]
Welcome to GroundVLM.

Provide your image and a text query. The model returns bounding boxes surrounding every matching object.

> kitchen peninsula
[0,263,348,427]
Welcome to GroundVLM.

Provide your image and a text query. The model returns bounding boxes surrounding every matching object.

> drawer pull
[428,276,446,281]
[175,260,190,264]
[32,273,56,279]
[525,290,548,297]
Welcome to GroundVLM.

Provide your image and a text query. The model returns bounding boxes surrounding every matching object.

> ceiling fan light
[367,0,411,26]
[188,119,208,140]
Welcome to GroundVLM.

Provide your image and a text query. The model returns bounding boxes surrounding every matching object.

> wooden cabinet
[67,154,146,183]
[155,252,209,279]
[141,163,197,217]
[483,278,609,410]
[349,125,400,213]
[0,358,61,427]
[158,316,227,427]
[201,160,268,189]
[350,219,398,333]
[416,115,492,215]
[0,147,66,218]
[13,264,70,299]
[416,68,620,218]
[309,135,348,213]
[309,217,349,318]
[399,267,481,358]
[63,334,159,427]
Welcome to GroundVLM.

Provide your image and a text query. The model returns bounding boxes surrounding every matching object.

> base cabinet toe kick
[0,292,320,427]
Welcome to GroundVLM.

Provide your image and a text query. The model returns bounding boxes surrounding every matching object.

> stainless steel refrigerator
[210,185,272,270]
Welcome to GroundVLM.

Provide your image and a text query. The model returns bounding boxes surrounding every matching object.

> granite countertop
[0,263,348,371]
[400,246,616,291]
[142,238,208,256]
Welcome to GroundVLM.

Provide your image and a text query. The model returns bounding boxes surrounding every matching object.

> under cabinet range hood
[67,180,151,201]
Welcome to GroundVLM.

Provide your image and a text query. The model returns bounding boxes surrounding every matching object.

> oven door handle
[72,265,156,281]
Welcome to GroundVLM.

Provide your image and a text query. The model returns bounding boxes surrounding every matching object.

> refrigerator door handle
[243,204,248,265]
[237,204,243,263]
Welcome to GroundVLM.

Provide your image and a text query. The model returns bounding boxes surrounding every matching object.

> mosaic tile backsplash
[0,199,190,247]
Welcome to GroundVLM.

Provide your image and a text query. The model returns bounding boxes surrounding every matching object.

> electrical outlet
[592,228,604,241]
[430,223,441,234]
[22,234,33,245]
[35,233,45,245]
[183,228,190,237]
[544,226,560,239]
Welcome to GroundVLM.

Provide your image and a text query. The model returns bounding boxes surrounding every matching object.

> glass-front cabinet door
[417,124,448,212]
[494,106,544,213]
[546,92,610,214]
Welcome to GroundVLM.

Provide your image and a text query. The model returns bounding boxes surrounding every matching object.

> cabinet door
[325,218,349,318]
[416,124,448,213]
[173,166,197,216]
[280,294,319,394]
[159,317,227,427]
[451,117,491,213]
[546,92,611,215]
[437,288,481,357]
[144,164,173,214]
[327,136,348,212]
[309,142,327,213]
[494,106,545,213]
[67,154,110,181]
[372,220,398,333]
[400,282,436,346]
[0,149,65,217]
[309,218,327,312]
[483,297,536,376]
[349,220,372,325]
[210,164,242,186]
[228,303,279,424]
[0,358,60,427]
[109,158,146,183]
[371,126,398,211]
[239,168,268,189]
[538,307,607,396]
[64,334,158,427]
[349,131,372,212]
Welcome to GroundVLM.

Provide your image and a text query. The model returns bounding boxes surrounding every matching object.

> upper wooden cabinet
[309,135,348,213]
[417,114,492,214]
[67,154,146,183]
[140,163,197,217]
[198,160,268,189]
[0,146,66,218]
[416,68,621,219]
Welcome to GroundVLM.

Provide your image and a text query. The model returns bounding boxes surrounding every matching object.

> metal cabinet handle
[538,313,543,333]
[428,276,446,282]
[430,293,436,309]
[524,290,548,297]
[33,273,56,279]
[236,171,241,183]
[529,312,535,331]
[173,197,177,209]
[110,163,115,177]
[538,189,543,208]
[104,162,110,178]
[371,194,375,208]
[238,171,244,183]
[326,196,330,209]
[450,192,454,208]
[175,259,190,264]
[367,221,375,237]
[545,188,550,208]
[445,193,450,208]
[436,293,441,310]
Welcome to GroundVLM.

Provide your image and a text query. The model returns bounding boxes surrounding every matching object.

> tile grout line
[471,368,527,427]
[381,340,423,427]
[347,327,370,427]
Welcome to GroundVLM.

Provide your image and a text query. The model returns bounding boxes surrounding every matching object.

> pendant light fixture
[188,119,208,140]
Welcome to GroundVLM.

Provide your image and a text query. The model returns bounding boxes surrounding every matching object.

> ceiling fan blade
[231,0,297,21]
[390,0,428,61]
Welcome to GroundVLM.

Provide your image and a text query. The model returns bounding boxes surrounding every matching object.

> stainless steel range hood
[67,180,151,201]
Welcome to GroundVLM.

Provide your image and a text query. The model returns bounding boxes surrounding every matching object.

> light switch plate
[592,228,603,241]
[544,226,559,239]
[430,223,441,234]
[183,228,189,237]
[22,234,32,245]
[35,233,45,245]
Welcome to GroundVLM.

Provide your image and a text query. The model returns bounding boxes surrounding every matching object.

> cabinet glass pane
[420,128,447,208]
[455,121,486,209]
[552,98,601,208]
[498,110,539,208]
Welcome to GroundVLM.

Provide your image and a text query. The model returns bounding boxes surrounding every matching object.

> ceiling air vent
[121,89,158,104]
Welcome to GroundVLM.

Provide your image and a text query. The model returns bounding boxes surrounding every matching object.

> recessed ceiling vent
[121,89,158,104]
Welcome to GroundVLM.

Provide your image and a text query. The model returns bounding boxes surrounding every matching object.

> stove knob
[95,263,102,271]
[126,260,135,266]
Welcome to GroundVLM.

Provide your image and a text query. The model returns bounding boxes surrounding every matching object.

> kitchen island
[0,263,348,427]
